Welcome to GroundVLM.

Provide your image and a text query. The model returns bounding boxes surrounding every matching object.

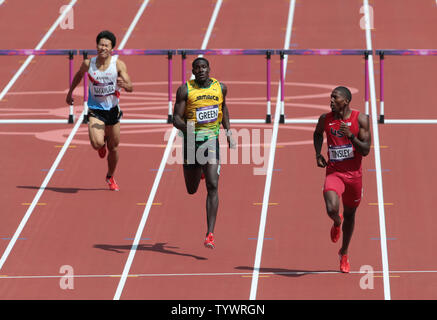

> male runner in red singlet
[313,86,371,273]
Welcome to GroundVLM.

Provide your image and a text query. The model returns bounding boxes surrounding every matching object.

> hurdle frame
[0,49,77,124]
[276,49,372,124]
[78,49,177,124]
[376,49,437,124]
[178,49,274,124]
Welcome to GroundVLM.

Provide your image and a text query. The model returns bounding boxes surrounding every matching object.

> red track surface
[0,0,436,301]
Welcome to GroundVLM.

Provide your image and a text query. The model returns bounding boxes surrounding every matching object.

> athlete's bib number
[329,144,354,161]
[196,105,219,124]
[93,83,116,97]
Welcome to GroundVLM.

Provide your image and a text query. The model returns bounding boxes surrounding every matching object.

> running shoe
[106,176,119,191]
[98,144,106,158]
[330,213,343,243]
[339,250,350,273]
[204,232,215,249]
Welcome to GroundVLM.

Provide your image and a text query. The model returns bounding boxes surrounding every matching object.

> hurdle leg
[379,52,385,124]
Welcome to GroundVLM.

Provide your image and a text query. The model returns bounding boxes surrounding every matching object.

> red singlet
[324,110,362,178]
[323,109,363,208]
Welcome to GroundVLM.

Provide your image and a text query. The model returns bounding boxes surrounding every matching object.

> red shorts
[323,172,363,208]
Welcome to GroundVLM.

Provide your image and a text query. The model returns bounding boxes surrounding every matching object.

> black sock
[106,174,112,180]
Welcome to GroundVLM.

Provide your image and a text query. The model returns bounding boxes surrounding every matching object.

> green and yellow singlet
[184,78,223,141]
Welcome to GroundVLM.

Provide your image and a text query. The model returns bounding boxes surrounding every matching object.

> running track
[0,0,436,301]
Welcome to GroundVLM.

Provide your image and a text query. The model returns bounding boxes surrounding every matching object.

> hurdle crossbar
[0,49,77,124]
[276,49,372,125]
[78,49,176,124]
[178,49,274,124]
[376,49,437,124]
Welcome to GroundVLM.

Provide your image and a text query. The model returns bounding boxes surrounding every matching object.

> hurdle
[178,49,274,124]
[0,49,77,124]
[276,49,372,124]
[376,49,437,124]
[79,49,176,124]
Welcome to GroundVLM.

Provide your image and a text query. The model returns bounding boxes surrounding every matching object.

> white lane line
[113,0,223,300]
[0,112,85,270]
[200,0,223,53]
[0,0,147,271]
[0,0,77,101]
[0,0,5,6]
[249,0,296,301]
[0,269,436,280]
[3,269,437,280]
[363,0,391,300]
[0,0,79,271]
[117,0,150,51]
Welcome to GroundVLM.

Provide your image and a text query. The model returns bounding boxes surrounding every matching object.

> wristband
[225,129,232,137]
[349,133,355,141]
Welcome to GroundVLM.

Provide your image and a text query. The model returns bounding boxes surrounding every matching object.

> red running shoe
[339,250,350,273]
[106,176,119,191]
[330,224,341,243]
[98,144,106,158]
[204,232,215,249]
[330,213,343,243]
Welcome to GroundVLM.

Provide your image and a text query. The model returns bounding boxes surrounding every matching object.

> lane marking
[21,203,46,206]
[249,0,296,301]
[0,0,78,101]
[253,202,278,206]
[363,0,391,300]
[55,145,77,148]
[0,269,433,281]
[136,202,162,206]
[0,0,142,272]
[368,203,393,206]
[113,0,223,300]
[0,111,85,270]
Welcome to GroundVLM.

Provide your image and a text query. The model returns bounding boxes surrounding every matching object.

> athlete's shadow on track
[17,186,108,193]
[235,266,339,277]
[94,243,207,260]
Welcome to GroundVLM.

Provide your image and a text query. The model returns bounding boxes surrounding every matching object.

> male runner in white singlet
[66,30,133,191]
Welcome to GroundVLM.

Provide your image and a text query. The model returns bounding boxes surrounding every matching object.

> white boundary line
[0,0,79,270]
[249,0,296,301]
[0,112,85,270]
[0,0,77,102]
[363,0,391,300]
[0,1,147,271]
[1,269,436,280]
[113,0,223,300]
[383,119,437,124]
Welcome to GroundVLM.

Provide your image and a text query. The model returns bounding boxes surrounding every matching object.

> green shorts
[183,136,220,168]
